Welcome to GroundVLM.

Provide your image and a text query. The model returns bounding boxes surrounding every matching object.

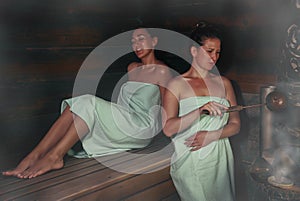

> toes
[3,169,23,176]
[30,170,44,179]
[19,165,48,179]
[18,169,35,179]
[2,171,13,176]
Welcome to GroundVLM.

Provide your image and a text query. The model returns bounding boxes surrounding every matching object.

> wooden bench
[0,135,179,201]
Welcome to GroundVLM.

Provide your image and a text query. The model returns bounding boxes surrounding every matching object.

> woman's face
[192,37,221,71]
[131,28,156,59]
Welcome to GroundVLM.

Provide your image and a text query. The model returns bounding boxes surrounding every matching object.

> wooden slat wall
[1,0,296,168]
[1,0,297,199]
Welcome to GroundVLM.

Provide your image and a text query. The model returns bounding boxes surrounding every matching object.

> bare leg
[3,106,75,176]
[18,115,89,178]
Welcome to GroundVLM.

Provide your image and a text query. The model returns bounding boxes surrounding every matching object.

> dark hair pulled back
[190,21,222,47]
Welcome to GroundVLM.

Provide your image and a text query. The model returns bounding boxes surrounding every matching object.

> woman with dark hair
[162,22,240,201]
[3,27,172,179]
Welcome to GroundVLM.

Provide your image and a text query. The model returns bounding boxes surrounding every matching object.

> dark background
[0,0,298,170]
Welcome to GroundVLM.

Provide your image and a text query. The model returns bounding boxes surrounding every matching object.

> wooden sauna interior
[0,0,297,200]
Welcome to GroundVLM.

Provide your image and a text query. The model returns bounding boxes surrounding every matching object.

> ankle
[26,151,43,160]
[46,152,64,162]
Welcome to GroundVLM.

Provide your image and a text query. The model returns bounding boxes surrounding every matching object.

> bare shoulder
[220,75,237,100]
[164,76,183,99]
[167,75,186,90]
[158,65,170,73]
[221,75,232,88]
[155,62,171,74]
[127,62,141,72]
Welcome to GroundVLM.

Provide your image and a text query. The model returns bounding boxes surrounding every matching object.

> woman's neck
[141,54,158,65]
[188,66,209,79]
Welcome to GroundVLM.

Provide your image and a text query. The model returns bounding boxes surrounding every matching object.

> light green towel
[170,96,235,201]
[61,81,161,157]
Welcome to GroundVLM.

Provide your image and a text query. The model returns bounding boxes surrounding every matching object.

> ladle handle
[202,103,264,114]
[202,108,234,114]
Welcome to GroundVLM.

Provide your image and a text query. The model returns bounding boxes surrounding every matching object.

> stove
[249,15,300,201]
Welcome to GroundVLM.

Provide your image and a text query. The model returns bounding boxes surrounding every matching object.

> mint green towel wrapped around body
[170,96,235,201]
[61,81,161,157]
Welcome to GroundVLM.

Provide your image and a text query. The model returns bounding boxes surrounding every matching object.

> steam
[270,103,300,184]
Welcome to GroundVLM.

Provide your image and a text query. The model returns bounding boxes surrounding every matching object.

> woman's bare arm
[162,78,219,137]
[185,77,241,150]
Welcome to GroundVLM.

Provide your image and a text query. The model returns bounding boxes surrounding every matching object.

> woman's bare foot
[2,153,41,177]
[17,154,64,179]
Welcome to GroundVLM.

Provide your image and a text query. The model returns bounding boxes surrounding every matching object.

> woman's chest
[180,78,226,99]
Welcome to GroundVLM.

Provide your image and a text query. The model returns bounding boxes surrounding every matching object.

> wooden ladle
[225,91,288,113]
[203,91,288,114]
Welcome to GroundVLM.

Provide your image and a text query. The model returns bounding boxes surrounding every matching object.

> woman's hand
[184,130,217,151]
[200,101,228,116]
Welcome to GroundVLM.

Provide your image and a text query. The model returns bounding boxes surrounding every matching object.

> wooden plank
[73,168,173,201]
[0,153,171,200]
[0,136,166,188]
[0,135,172,199]
[1,49,87,75]
[1,88,72,120]
[226,72,277,93]
[1,71,127,122]
[0,159,98,194]
[0,151,132,189]
[0,156,79,187]
[0,163,108,200]
[123,179,176,201]
[160,192,181,201]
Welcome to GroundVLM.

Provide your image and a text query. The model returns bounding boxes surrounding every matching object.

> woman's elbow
[162,127,174,137]
[162,123,176,137]
[233,121,241,135]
